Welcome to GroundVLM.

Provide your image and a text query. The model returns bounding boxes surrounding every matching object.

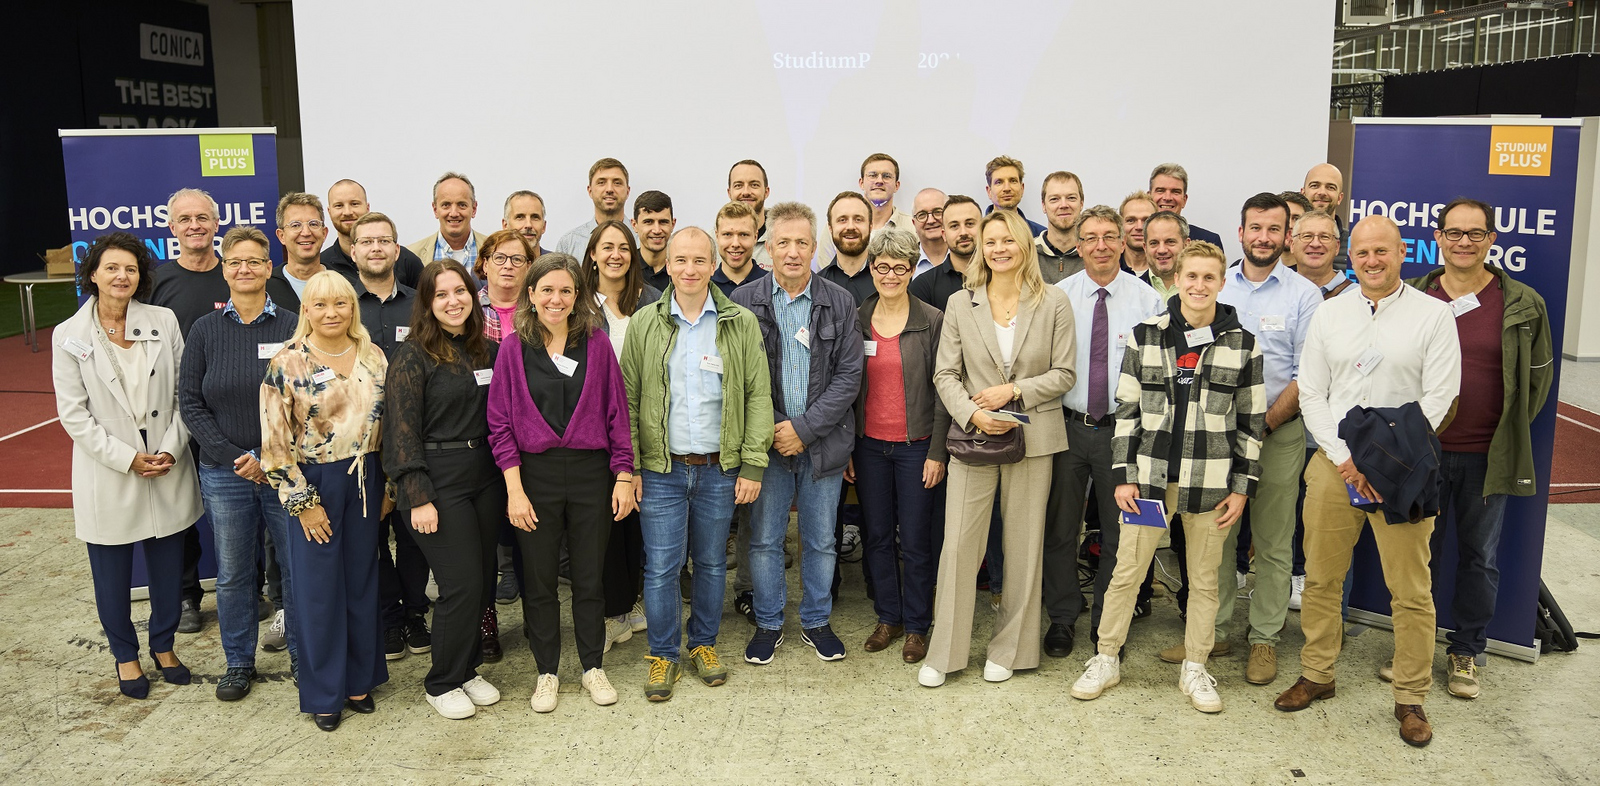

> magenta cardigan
[487,330,635,476]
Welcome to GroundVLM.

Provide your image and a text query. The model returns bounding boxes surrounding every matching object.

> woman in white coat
[53,232,203,699]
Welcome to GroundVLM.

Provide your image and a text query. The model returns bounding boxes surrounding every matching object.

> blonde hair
[966,210,1047,305]
[291,271,380,364]
[1174,240,1227,275]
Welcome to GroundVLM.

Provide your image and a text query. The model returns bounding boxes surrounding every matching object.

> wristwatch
[1011,384,1021,402]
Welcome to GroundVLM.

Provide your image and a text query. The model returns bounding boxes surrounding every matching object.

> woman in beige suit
[53,232,204,699]
[919,210,1076,687]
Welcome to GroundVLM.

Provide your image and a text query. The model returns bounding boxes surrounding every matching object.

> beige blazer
[407,230,489,263]
[53,298,202,545]
[934,284,1077,457]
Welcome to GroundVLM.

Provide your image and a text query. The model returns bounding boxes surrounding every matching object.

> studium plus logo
[1488,125,1553,177]
[198,133,254,177]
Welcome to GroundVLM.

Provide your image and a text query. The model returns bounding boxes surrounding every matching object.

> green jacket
[1406,265,1554,497]
[620,284,773,481]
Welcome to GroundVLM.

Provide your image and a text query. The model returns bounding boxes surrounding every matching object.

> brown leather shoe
[1245,643,1278,685]
[902,633,929,663]
[1395,703,1433,747]
[864,623,904,652]
[1273,676,1336,711]
[1158,640,1231,664]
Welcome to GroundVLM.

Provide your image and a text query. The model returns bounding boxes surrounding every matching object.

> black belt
[424,438,486,451]
[1066,409,1114,428]
[671,452,721,466]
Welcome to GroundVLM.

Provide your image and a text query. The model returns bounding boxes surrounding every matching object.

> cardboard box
[42,246,74,278]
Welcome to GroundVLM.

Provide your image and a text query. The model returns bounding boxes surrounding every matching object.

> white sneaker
[1071,653,1121,700]
[1288,575,1305,611]
[1237,570,1248,590]
[603,616,633,654]
[839,524,863,563]
[626,600,648,633]
[530,673,559,713]
[260,609,288,652]
[425,688,476,719]
[582,668,618,706]
[917,665,946,687]
[425,570,440,602]
[983,660,1013,683]
[461,675,500,706]
[1180,660,1223,713]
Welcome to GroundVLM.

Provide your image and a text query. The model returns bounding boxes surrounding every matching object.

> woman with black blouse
[488,253,636,712]
[382,260,507,720]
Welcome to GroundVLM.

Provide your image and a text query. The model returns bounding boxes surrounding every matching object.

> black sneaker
[495,571,519,604]
[384,626,407,661]
[801,625,846,661]
[215,666,256,701]
[1133,599,1152,620]
[404,616,432,654]
[734,591,756,626]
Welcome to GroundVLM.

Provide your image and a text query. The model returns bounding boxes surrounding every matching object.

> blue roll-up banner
[1348,117,1580,662]
[59,127,281,594]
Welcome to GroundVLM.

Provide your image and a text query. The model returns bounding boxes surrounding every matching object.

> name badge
[312,368,336,384]
[863,341,877,357]
[63,337,94,362]
[473,368,493,386]
[795,326,811,349]
[551,353,578,377]
[395,326,411,341]
[1449,291,1481,318]
[1354,347,1384,376]
[700,354,724,374]
[1183,326,1214,346]
[258,342,284,359]
[1260,314,1286,332]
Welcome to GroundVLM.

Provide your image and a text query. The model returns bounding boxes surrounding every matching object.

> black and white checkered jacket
[1111,306,1266,514]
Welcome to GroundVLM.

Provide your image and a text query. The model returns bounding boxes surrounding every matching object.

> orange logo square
[1488,126,1553,176]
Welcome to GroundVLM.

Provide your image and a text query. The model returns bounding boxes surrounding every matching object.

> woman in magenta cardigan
[487,253,635,712]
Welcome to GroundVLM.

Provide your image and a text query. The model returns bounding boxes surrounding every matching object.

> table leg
[23,283,37,352]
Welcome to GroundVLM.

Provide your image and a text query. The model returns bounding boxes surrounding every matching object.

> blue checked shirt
[224,295,279,325]
[666,294,724,455]
[772,277,813,417]
[433,233,479,268]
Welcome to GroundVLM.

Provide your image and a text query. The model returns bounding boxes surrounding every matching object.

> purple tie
[1089,288,1109,421]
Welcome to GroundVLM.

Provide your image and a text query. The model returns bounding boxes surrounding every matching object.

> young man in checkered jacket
[1070,240,1266,714]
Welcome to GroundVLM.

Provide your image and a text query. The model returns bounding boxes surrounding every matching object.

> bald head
[1301,163,1344,214]
[1348,215,1406,298]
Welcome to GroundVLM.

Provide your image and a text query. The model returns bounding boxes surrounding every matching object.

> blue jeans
[639,461,738,661]
[854,437,938,634]
[750,453,843,630]
[1431,450,1508,657]
[199,462,297,669]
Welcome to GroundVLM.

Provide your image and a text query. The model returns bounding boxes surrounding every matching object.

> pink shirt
[864,328,908,442]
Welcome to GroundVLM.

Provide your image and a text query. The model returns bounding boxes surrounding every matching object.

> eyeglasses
[1079,234,1121,247]
[1295,232,1338,245]
[285,220,325,232]
[913,208,944,222]
[222,257,269,271]
[490,253,528,267]
[871,262,913,276]
[863,170,896,182]
[1440,228,1491,242]
[171,215,213,227]
[354,236,396,247]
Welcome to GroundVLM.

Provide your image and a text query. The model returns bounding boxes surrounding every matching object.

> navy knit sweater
[178,303,299,466]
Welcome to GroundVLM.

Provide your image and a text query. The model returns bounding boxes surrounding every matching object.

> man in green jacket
[1405,197,1554,701]
[621,226,773,702]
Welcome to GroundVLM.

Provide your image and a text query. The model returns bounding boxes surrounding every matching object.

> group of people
[53,153,1552,748]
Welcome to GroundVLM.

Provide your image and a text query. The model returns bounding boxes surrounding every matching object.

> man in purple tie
[1041,205,1165,658]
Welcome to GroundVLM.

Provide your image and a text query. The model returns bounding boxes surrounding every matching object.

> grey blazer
[933,284,1077,458]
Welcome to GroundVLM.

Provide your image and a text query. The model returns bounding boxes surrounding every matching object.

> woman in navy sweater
[487,253,635,712]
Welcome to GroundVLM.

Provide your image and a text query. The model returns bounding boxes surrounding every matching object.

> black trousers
[1043,416,1124,629]
[405,445,506,696]
[601,510,643,618]
[87,530,187,662]
[516,448,613,674]
[378,508,431,629]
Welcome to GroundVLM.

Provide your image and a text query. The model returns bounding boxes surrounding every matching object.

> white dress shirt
[1055,269,1164,414]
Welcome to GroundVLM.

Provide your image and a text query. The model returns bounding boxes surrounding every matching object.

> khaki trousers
[1298,450,1436,705]
[925,454,1051,673]
[1216,417,1306,645]
[1096,483,1229,664]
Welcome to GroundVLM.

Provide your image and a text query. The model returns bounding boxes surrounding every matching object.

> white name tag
[700,354,724,374]
[473,368,493,386]
[312,368,336,384]
[795,326,811,349]
[1260,314,1286,332]
[395,326,411,341]
[1354,347,1384,376]
[1183,326,1215,346]
[258,342,283,359]
[63,337,94,362]
[1449,291,1481,318]
[863,341,877,357]
[551,353,578,377]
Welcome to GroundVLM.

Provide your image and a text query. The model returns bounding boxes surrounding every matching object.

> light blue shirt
[1217,261,1324,405]
[666,293,724,455]
[772,277,813,417]
[433,233,479,268]
[555,219,600,258]
[1055,270,1163,414]
[224,295,279,325]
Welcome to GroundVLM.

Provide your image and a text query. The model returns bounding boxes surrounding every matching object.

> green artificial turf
[0,281,82,340]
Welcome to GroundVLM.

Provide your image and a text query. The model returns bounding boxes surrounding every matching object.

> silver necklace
[308,339,354,357]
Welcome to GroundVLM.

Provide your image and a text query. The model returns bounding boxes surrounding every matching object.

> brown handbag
[945,420,1025,465]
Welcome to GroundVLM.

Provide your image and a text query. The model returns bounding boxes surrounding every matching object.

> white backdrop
[295,1,1335,261]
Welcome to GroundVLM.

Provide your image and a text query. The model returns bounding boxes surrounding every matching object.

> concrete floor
[1,506,1597,785]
